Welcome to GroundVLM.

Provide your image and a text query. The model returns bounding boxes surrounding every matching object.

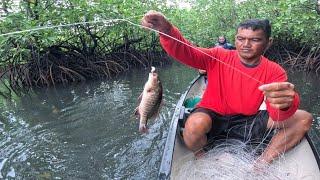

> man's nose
[243,39,251,47]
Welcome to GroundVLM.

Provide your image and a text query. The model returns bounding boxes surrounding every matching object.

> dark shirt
[215,42,235,50]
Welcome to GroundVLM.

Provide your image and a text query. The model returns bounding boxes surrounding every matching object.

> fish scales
[135,66,163,133]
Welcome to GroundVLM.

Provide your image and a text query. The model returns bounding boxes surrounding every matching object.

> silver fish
[134,66,163,133]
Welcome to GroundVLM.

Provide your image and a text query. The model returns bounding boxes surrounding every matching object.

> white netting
[172,140,298,180]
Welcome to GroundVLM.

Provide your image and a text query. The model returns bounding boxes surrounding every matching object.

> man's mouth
[241,49,251,52]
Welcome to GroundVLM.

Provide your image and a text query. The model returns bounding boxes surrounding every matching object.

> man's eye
[237,37,244,41]
[252,39,260,42]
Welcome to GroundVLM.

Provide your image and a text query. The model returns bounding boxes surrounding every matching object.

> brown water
[0,63,319,179]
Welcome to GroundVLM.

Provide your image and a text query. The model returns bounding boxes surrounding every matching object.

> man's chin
[239,53,253,60]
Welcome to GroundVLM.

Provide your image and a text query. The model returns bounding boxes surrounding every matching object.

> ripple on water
[0,66,195,179]
[3,66,318,179]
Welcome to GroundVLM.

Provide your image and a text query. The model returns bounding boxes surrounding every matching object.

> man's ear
[267,37,273,50]
[263,37,273,55]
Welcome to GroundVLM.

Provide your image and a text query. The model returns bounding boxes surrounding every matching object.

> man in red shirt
[141,11,312,164]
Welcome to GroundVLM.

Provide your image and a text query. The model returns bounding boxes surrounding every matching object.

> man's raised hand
[141,10,172,34]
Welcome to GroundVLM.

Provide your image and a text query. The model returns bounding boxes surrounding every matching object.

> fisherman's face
[235,28,270,64]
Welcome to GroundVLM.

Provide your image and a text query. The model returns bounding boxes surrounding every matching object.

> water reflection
[0,64,319,179]
[0,63,196,179]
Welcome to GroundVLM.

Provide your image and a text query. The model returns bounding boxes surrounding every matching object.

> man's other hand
[258,82,295,110]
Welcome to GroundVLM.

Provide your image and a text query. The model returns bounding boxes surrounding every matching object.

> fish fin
[133,106,140,117]
[132,92,143,120]
[137,92,143,103]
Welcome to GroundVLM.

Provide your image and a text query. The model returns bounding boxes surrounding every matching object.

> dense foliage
[169,0,320,47]
[0,0,319,95]
[0,0,172,95]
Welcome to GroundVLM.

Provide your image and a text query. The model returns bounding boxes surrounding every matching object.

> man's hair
[237,19,271,39]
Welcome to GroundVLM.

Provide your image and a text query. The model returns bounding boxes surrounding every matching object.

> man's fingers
[141,10,172,34]
[267,96,293,104]
[259,82,295,110]
[141,19,154,29]
[144,10,164,23]
[269,102,290,110]
[264,90,295,98]
[259,82,294,91]
[142,12,163,30]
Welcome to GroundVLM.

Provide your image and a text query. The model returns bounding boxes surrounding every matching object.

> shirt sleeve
[265,63,300,121]
[267,93,300,121]
[159,26,215,70]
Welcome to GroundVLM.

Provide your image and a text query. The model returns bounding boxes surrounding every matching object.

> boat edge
[158,75,202,180]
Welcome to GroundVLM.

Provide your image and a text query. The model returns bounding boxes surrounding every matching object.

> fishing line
[0,16,264,85]
[125,18,283,139]
[0,15,285,157]
[122,15,289,175]
[0,20,116,37]
[124,19,265,85]
[0,14,143,37]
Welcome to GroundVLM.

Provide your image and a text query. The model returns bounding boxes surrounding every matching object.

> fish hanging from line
[134,66,163,133]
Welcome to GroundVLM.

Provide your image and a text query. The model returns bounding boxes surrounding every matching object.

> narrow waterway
[0,62,319,179]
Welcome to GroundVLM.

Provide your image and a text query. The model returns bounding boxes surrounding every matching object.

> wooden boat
[159,75,320,179]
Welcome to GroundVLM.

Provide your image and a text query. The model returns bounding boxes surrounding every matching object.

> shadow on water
[0,64,320,179]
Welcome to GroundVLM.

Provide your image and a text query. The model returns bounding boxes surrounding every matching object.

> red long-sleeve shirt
[160,27,299,121]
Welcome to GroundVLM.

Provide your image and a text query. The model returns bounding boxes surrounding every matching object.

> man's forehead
[236,28,266,37]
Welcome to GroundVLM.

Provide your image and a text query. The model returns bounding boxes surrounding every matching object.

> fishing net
[172,139,299,180]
